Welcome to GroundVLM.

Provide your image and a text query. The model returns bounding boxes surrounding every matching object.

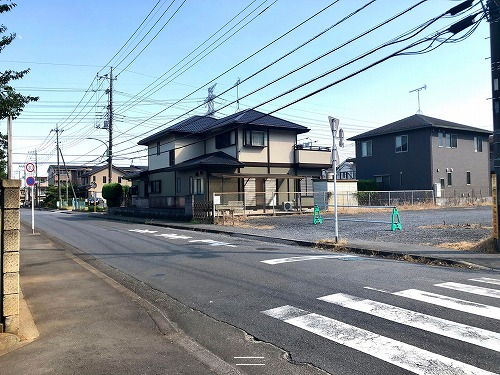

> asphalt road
[21,209,500,375]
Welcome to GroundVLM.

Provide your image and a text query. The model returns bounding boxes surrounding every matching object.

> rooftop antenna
[409,84,427,114]
[234,78,241,113]
[204,83,217,117]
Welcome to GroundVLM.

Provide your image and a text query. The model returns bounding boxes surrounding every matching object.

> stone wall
[1,179,21,334]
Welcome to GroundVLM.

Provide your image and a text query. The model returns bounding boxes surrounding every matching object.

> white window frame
[361,140,372,157]
[395,135,408,153]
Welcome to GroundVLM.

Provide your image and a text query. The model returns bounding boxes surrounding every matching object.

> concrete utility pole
[99,67,115,184]
[7,115,12,179]
[489,0,500,250]
[52,126,63,206]
[108,67,113,184]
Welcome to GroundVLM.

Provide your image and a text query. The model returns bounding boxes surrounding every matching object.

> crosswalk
[262,277,500,375]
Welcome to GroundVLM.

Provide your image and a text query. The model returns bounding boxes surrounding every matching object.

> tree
[0,2,38,120]
[102,183,123,207]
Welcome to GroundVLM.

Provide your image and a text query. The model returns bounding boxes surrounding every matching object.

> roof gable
[348,114,491,141]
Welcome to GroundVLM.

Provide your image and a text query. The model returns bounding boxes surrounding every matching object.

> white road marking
[319,293,500,352]
[262,305,497,375]
[436,282,500,299]
[393,289,500,320]
[261,254,358,265]
[129,229,158,233]
[154,233,192,240]
[189,239,237,247]
[234,356,265,366]
[469,277,500,286]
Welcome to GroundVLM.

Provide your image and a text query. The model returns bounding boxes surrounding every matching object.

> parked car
[88,197,103,205]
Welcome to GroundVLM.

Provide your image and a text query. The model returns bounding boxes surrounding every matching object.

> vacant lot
[230,206,493,250]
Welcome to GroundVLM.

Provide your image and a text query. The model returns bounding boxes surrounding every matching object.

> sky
[0,0,494,179]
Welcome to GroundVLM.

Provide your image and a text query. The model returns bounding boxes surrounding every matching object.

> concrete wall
[1,179,21,334]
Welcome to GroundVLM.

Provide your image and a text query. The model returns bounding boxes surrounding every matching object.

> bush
[102,183,123,207]
[357,179,377,191]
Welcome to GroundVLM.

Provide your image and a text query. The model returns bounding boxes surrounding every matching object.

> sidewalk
[0,224,241,375]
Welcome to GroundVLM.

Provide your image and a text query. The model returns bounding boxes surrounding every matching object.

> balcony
[294,144,332,166]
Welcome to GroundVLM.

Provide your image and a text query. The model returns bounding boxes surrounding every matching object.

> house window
[92,176,96,182]
[156,141,161,156]
[149,180,161,194]
[474,136,483,152]
[216,130,236,149]
[447,172,452,186]
[169,149,175,166]
[438,132,444,147]
[300,176,314,197]
[446,133,457,148]
[118,176,122,184]
[466,171,471,185]
[176,177,181,193]
[440,178,445,190]
[194,178,203,195]
[189,176,193,195]
[244,130,267,147]
[395,135,408,153]
[361,140,372,157]
[103,176,106,184]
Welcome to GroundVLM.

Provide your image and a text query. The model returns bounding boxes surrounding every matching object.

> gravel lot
[232,206,493,248]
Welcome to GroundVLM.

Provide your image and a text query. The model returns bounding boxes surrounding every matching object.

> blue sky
[1,0,493,178]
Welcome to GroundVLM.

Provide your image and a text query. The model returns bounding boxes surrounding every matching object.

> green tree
[102,183,123,207]
[0,2,38,119]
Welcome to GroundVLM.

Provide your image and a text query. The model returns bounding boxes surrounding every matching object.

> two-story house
[133,109,332,209]
[348,114,492,199]
[47,164,92,186]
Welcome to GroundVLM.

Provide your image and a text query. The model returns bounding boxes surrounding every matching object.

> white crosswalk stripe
[435,282,500,299]
[262,305,497,375]
[262,278,500,374]
[318,293,500,352]
[393,289,500,320]
[469,277,500,286]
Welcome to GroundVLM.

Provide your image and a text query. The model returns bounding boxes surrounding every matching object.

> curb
[101,214,494,271]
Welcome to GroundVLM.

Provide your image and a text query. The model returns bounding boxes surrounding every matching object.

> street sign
[26,176,35,186]
[26,162,35,173]
[90,182,97,189]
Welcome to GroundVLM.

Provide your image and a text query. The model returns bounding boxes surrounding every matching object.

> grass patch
[437,236,497,253]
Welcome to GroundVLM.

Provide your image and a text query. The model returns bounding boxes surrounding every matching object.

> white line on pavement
[262,305,497,375]
[393,289,500,320]
[318,293,500,352]
[261,254,358,265]
[469,277,500,286]
[435,282,500,299]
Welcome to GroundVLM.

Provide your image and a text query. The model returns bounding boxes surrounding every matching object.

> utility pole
[7,115,12,179]
[488,0,500,250]
[99,67,116,184]
[52,126,63,207]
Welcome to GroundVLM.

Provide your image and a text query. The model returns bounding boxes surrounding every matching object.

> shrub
[102,183,123,207]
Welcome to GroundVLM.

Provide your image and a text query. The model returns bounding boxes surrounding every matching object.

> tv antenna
[204,83,217,117]
[409,84,427,114]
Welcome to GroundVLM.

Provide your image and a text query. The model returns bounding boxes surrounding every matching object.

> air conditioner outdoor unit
[283,201,293,211]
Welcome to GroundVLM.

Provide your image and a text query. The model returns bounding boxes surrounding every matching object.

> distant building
[348,114,491,199]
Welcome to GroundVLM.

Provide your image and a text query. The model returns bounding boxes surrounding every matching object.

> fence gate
[193,201,213,223]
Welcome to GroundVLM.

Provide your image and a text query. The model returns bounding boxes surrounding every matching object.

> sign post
[26,165,36,234]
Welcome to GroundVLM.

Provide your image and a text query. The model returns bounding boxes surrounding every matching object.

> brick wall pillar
[1,179,21,334]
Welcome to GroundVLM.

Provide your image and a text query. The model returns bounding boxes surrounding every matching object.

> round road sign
[26,176,36,186]
[26,162,35,173]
